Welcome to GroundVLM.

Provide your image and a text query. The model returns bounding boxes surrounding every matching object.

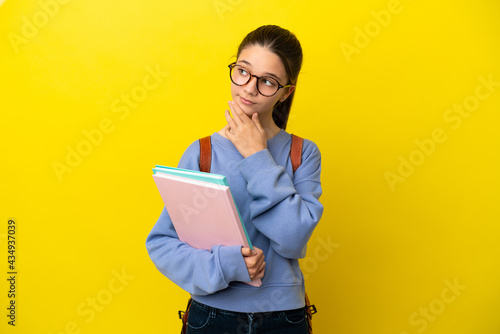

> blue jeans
[186,299,309,334]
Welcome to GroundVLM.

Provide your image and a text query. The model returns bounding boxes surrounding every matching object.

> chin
[235,101,254,117]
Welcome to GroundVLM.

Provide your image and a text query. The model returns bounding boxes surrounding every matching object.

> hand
[241,246,265,281]
[225,101,267,158]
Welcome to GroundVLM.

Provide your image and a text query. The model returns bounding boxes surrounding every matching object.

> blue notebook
[153,165,227,186]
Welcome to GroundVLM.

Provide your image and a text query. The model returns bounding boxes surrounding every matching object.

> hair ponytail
[272,91,295,130]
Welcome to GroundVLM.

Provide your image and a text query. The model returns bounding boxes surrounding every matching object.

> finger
[230,100,252,124]
[228,101,244,124]
[241,247,255,257]
[225,109,237,129]
[245,255,261,270]
[252,113,266,135]
[253,246,262,253]
[225,127,236,144]
[253,256,265,272]
[250,262,266,280]
[249,248,265,267]
[256,263,266,278]
[252,246,263,258]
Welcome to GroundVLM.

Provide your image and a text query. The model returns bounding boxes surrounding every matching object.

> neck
[259,112,282,140]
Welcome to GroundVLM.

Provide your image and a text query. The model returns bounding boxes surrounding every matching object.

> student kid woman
[146,25,323,333]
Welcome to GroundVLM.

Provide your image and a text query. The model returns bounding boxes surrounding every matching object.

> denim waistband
[191,298,305,317]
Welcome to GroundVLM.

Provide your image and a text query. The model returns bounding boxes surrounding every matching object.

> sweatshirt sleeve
[237,139,323,259]
[145,140,251,295]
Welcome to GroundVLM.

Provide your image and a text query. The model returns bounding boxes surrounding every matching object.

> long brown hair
[236,25,303,130]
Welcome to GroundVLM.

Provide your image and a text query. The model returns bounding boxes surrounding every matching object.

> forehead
[237,45,287,80]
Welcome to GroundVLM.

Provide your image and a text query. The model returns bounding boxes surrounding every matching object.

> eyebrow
[236,60,283,82]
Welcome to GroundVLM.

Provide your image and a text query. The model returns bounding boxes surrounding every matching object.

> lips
[239,96,255,105]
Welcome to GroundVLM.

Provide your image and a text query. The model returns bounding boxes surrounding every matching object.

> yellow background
[1,0,499,333]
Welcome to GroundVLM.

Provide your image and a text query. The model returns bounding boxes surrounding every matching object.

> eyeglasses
[228,63,291,97]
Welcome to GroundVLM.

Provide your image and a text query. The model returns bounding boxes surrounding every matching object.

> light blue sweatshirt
[146,130,323,312]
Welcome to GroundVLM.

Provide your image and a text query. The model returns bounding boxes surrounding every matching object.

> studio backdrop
[1,0,499,333]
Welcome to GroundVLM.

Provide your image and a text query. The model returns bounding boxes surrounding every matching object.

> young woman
[146,25,323,333]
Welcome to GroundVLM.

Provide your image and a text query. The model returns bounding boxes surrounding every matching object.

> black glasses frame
[228,63,291,97]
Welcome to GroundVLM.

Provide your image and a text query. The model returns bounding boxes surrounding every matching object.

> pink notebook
[152,172,261,287]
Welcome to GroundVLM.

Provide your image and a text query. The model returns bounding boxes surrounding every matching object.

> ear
[280,85,296,102]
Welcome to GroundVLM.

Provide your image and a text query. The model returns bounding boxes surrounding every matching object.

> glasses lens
[230,65,251,86]
[257,77,279,96]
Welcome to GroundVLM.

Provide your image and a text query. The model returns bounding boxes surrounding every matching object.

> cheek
[268,96,281,109]
[230,84,243,101]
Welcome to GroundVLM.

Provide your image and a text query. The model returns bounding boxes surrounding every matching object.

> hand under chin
[236,103,254,118]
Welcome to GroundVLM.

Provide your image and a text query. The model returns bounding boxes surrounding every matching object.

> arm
[145,141,252,295]
[238,141,323,259]
[223,100,323,259]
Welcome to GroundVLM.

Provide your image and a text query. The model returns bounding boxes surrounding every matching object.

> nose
[243,76,259,96]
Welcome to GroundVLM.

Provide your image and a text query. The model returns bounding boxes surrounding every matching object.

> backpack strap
[290,134,304,173]
[199,136,212,173]
[179,298,192,334]
[305,291,317,333]
[199,134,303,174]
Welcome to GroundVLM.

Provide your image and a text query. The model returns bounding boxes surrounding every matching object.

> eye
[238,67,249,76]
[262,78,277,87]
